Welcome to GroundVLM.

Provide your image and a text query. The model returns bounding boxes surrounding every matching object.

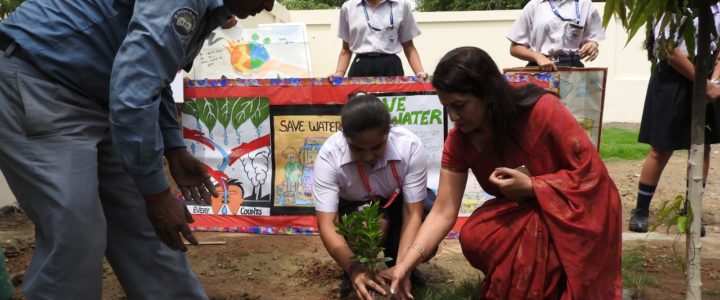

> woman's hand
[707,80,720,103]
[580,41,599,62]
[415,72,429,82]
[326,71,345,85]
[489,167,534,199]
[535,55,557,72]
[387,266,414,300]
[350,265,387,300]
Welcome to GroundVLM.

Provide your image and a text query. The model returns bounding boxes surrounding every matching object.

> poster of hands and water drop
[182,97,273,216]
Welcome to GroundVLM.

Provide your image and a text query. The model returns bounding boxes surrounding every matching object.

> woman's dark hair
[431,46,546,150]
[340,93,391,138]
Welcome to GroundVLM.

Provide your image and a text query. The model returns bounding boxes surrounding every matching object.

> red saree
[443,95,622,299]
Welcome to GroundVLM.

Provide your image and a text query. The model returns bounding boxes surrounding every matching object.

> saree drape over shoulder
[442,94,622,299]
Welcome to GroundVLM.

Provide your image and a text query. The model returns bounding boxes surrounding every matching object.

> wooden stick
[184,240,227,245]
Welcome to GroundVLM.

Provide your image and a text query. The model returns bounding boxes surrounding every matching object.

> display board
[504,67,608,147]
[182,70,605,235]
[189,23,312,80]
[182,77,455,234]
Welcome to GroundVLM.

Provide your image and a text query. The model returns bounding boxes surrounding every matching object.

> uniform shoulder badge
[172,8,198,38]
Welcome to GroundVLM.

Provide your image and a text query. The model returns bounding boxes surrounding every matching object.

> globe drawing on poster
[190,23,312,79]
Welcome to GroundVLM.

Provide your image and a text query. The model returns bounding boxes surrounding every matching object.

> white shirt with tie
[313,126,427,213]
[337,0,421,54]
[507,0,605,56]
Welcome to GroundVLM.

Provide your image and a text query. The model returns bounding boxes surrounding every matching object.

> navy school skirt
[638,60,720,150]
[348,53,403,77]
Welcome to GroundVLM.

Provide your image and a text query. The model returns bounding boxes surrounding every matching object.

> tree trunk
[687,1,710,299]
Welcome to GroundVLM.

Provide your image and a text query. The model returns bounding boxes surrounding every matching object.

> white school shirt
[655,5,720,58]
[313,126,427,213]
[685,5,720,56]
[507,0,605,56]
[337,0,421,54]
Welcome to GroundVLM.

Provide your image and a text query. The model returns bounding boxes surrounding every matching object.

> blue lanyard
[362,0,394,32]
[548,0,580,24]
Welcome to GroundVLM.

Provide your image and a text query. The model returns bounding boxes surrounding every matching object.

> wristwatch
[711,78,720,84]
[415,72,429,80]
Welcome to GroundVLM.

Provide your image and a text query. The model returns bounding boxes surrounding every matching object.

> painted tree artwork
[182,97,272,215]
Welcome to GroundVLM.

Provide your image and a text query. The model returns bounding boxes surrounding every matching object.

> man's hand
[145,189,198,251]
[166,148,218,205]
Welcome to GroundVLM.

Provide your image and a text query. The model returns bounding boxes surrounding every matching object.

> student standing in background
[330,0,429,80]
[629,8,720,236]
[507,0,605,71]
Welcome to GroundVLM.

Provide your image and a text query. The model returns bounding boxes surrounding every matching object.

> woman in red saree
[389,47,622,299]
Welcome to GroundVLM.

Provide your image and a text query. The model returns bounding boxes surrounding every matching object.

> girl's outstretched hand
[387,266,414,300]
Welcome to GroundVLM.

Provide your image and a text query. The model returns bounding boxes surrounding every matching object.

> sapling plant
[651,195,694,272]
[651,195,694,235]
[335,201,392,273]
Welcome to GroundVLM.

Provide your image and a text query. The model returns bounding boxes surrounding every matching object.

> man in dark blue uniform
[0,0,273,298]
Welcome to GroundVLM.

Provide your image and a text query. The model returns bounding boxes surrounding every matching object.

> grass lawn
[599,127,650,162]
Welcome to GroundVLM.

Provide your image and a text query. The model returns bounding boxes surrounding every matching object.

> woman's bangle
[415,72,428,80]
[408,244,426,261]
[711,78,720,85]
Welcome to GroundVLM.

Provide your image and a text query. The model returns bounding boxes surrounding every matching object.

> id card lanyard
[362,0,394,32]
[355,160,402,209]
[549,0,580,24]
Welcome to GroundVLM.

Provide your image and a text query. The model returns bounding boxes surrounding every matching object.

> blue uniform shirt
[0,0,232,195]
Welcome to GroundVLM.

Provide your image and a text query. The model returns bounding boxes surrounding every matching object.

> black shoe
[410,269,426,287]
[339,272,352,297]
[629,208,649,233]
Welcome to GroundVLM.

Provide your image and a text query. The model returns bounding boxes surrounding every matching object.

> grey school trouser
[0,47,207,299]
